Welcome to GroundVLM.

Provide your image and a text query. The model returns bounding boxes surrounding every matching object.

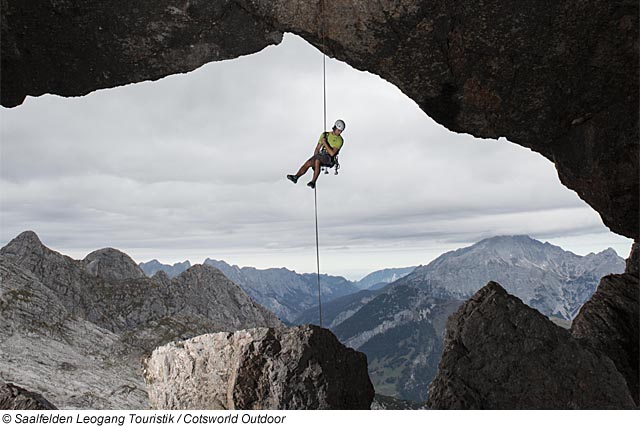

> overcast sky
[0,34,632,280]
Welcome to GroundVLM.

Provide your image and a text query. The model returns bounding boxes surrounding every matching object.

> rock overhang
[1,0,637,239]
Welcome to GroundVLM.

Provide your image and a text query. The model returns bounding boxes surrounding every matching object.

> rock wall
[0,256,150,409]
[144,325,375,409]
[427,282,635,409]
[571,273,639,405]
[1,0,637,239]
[626,241,638,275]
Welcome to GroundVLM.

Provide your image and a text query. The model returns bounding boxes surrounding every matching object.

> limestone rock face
[1,231,283,408]
[151,270,172,286]
[0,256,150,409]
[0,382,57,410]
[0,231,104,320]
[0,256,68,336]
[0,232,281,340]
[144,325,375,410]
[571,273,640,405]
[1,1,637,239]
[427,282,635,409]
[83,248,146,281]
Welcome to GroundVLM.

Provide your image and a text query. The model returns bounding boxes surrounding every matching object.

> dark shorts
[311,152,334,167]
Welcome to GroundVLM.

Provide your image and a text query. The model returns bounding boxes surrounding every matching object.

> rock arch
[1,0,637,240]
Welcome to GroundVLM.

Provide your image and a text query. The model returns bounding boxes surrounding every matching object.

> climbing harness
[321,157,340,175]
[320,131,341,175]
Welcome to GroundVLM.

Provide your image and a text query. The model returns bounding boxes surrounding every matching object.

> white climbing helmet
[334,119,346,131]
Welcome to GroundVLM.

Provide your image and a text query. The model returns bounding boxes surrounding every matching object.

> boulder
[144,325,374,409]
[427,282,635,409]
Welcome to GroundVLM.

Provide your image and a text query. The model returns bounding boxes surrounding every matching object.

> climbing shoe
[307,181,316,189]
[286,174,298,184]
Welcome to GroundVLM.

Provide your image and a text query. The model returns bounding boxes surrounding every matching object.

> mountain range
[0,231,625,407]
[396,235,623,319]
[299,235,625,401]
[139,259,416,323]
[0,231,281,409]
[202,259,358,323]
[355,266,417,290]
[139,259,191,278]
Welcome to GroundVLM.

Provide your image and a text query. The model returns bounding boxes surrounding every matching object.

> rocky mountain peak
[83,247,145,282]
[600,247,618,256]
[139,259,191,278]
[428,281,636,409]
[0,231,76,276]
[1,230,47,258]
[472,235,563,263]
[1,230,282,336]
[10,230,42,245]
[400,235,625,320]
[483,234,537,245]
[1,232,284,408]
[427,235,562,268]
[151,270,171,286]
[175,263,227,283]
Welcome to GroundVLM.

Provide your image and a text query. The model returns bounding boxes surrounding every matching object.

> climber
[287,119,345,189]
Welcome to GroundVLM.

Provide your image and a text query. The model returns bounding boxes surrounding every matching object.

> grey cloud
[0,34,632,279]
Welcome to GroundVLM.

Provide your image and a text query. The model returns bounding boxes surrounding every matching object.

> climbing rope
[314,187,323,328]
[321,0,327,132]
[314,0,327,328]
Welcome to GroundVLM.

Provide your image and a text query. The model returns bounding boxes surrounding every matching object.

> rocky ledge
[427,281,636,409]
[144,325,375,409]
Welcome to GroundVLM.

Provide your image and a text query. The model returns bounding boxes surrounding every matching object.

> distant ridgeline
[296,235,625,402]
[139,259,191,278]
[139,235,623,403]
[1,231,627,407]
[140,259,416,323]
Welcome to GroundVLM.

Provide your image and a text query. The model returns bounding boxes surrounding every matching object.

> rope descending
[314,187,323,328]
[314,0,327,328]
